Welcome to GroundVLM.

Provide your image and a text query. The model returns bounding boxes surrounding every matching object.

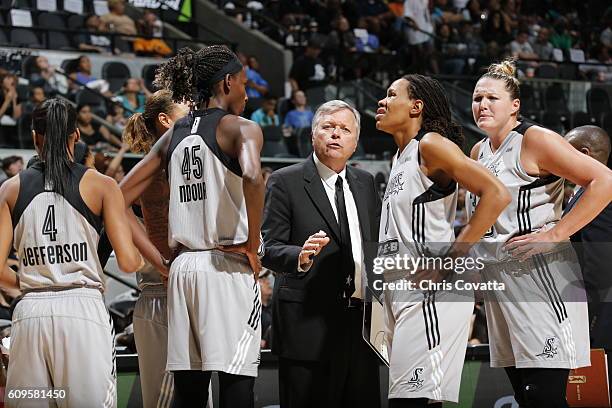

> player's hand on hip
[217,242,262,278]
[504,229,559,261]
[299,230,330,270]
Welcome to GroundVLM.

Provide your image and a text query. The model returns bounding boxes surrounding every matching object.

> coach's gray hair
[312,100,361,139]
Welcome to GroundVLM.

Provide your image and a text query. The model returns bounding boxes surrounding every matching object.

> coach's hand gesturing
[298,231,330,272]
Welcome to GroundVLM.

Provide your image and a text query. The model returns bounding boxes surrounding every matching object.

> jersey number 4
[42,205,58,242]
[181,146,203,181]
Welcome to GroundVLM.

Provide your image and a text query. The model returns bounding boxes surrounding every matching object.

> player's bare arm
[508,126,612,245]
[92,172,142,273]
[419,132,511,252]
[218,117,265,274]
[119,128,173,272]
[0,178,19,289]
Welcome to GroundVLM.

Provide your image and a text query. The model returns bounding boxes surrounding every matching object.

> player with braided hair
[154,45,243,108]
[375,75,510,407]
[120,45,265,407]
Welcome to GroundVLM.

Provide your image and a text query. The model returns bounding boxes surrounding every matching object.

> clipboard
[362,291,389,367]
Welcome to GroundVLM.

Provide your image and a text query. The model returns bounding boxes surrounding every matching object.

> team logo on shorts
[407,367,425,391]
[536,336,559,359]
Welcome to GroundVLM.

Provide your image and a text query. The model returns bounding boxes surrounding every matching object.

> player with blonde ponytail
[122,90,189,408]
[467,59,612,407]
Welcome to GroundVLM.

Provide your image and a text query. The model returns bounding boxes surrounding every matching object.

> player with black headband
[119,46,265,407]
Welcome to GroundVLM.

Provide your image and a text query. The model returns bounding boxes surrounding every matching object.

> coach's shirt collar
[313,152,346,186]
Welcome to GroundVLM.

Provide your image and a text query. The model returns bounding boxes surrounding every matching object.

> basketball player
[467,60,612,407]
[119,46,265,407]
[122,90,189,408]
[0,98,142,407]
[375,74,510,408]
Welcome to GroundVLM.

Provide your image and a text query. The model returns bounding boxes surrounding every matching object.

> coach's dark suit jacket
[262,155,381,361]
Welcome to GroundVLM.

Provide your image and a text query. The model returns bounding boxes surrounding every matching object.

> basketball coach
[262,100,382,408]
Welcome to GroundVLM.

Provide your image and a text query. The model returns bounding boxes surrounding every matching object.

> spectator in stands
[355,0,394,45]
[581,45,612,82]
[431,0,465,25]
[437,23,467,74]
[457,20,484,56]
[77,15,114,54]
[106,103,128,129]
[93,143,129,182]
[472,40,502,74]
[325,15,357,53]
[29,56,68,95]
[306,0,338,35]
[250,95,280,127]
[403,0,438,74]
[288,38,327,92]
[283,90,314,130]
[481,0,512,45]
[67,56,112,96]
[354,17,381,53]
[324,15,359,80]
[550,19,573,50]
[465,0,483,25]
[501,0,519,31]
[509,29,539,60]
[0,73,22,126]
[245,55,269,99]
[23,87,46,115]
[305,19,327,48]
[141,10,163,37]
[532,27,554,61]
[76,103,123,149]
[101,0,138,36]
[115,78,151,117]
[134,10,172,57]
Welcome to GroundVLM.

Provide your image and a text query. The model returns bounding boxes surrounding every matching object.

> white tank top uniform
[7,162,117,408]
[165,109,261,377]
[379,130,474,402]
[466,122,590,369]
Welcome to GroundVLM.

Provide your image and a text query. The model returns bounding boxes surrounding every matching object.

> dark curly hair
[403,74,464,148]
[154,45,240,107]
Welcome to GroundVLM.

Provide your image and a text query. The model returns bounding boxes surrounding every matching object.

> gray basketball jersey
[167,108,248,250]
[11,162,104,292]
[379,131,458,258]
[466,122,564,262]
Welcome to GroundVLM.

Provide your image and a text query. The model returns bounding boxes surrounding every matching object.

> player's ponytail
[32,98,78,196]
[154,45,242,108]
[153,47,196,105]
[123,90,175,153]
